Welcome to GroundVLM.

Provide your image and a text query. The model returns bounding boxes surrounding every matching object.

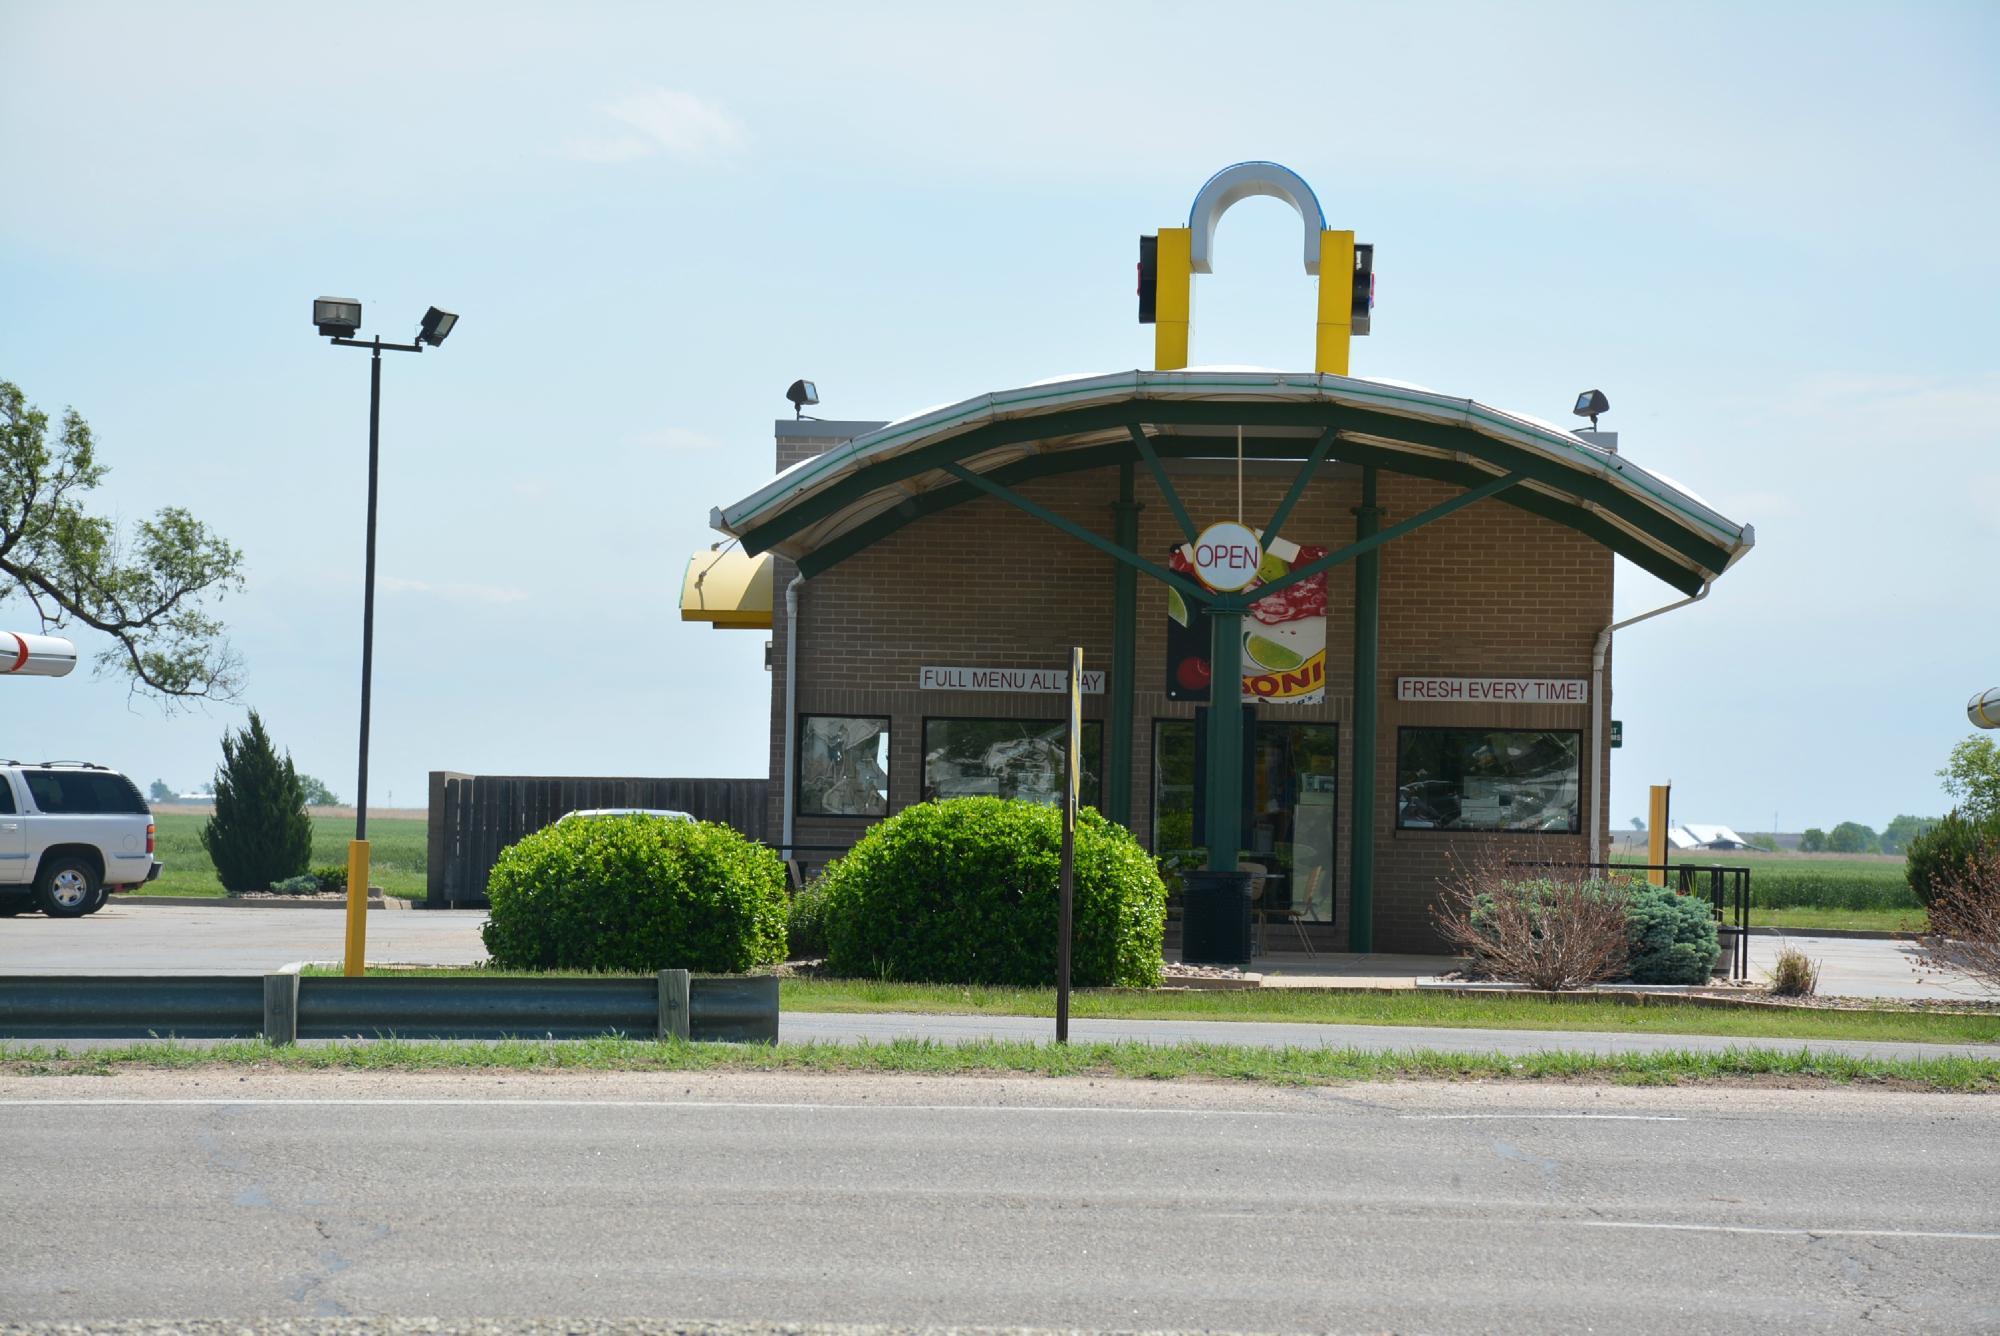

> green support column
[1349,467,1381,953]
[1204,605,1243,872]
[1106,466,1140,827]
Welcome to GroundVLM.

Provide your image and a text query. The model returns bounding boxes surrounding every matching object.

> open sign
[1191,521,1263,592]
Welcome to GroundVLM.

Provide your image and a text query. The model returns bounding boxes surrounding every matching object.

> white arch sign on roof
[1186,161,1329,275]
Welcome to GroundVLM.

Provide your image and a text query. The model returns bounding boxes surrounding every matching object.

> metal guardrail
[0,971,778,1045]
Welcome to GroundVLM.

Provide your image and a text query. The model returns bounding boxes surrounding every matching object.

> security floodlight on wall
[1572,389,1610,430]
[314,297,363,339]
[786,379,819,419]
[417,306,458,347]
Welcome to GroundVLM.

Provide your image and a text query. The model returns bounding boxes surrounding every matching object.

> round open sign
[1192,521,1264,592]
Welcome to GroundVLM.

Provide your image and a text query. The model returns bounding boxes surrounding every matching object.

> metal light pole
[314,299,458,976]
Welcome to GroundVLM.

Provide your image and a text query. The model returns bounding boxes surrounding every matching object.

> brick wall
[764,433,1613,953]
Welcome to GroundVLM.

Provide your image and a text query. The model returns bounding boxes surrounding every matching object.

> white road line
[0,1097,1300,1116]
[1584,1221,2000,1242]
[1408,1112,1688,1120]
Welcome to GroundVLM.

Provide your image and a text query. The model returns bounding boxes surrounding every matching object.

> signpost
[1057,645,1082,1044]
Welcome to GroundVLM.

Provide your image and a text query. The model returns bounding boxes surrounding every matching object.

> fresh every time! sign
[920,666,1106,694]
[1396,677,1589,703]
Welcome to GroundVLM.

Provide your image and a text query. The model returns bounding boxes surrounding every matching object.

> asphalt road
[2,1071,1995,1333]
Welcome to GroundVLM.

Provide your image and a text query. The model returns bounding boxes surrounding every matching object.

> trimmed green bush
[269,874,320,895]
[787,879,831,961]
[481,816,787,973]
[817,798,1166,987]
[1907,810,2000,908]
[312,863,349,893]
[1624,882,1720,983]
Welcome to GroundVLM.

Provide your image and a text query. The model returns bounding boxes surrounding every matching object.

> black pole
[356,339,382,844]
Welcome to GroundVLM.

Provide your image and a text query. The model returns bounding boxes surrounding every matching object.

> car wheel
[83,883,114,914]
[34,857,100,918]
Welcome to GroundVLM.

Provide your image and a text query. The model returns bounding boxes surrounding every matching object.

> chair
[1269,866,1321,957]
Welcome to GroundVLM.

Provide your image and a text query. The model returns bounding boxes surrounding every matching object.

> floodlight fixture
[1572,388,1609,430]
[417,306,458,347]
[786,379,819,419]
[314,297,363,339]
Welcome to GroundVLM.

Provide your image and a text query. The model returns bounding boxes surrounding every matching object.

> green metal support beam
[939,463,1210,607]
[1106,465,1140,826]
[1260,427,1337,548]
[1204,608,1244,872]
[1126,424,1199,542]
[1254,470,1528,603]
[1349,466,1381,954]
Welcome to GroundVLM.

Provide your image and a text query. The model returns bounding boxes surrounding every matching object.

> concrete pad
[0,902,490,975]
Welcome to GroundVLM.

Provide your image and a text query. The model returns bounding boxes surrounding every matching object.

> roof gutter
[1590,582,1710,866]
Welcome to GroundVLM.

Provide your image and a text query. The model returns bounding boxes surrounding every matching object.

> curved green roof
[711,370,1754,594]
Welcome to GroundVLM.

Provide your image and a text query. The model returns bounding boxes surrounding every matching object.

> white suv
[0,761,161,918]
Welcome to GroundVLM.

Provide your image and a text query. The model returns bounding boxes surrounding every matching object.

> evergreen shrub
[1624,882,1721,983]
[200,710,313,892]
[312,863,349,893]
[269,874,319,895]
[481,815,787,973]
[1907,810,2000,908]
[787,878,831,960]
[816,797,1166,987]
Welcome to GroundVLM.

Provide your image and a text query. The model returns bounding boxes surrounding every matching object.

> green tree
[0,379,243,702]
[1881,814,1940,857]
[1826,821,1879,854]
[1629,816,1646,831]
[1800,827,1827,853]
[297,774,339,807]
[1940,736,2000,823]
[1748,832,1779,852]
[147,779,173,803]
[200,711,312,891]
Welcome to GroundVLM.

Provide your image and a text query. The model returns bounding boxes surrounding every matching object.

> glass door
[1151,717,1337,924]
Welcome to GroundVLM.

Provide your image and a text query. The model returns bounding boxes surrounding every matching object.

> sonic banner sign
[1396,677,1589,704]
[921,666,1106,695]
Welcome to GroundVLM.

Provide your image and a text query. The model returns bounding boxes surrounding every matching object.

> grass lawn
[2,1035,1994,1090]
[138,812,427,900]
[299,966,2000,1047]
[1755,907,1926,934]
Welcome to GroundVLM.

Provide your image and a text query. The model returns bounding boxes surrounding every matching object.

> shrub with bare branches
[1764,944,1822,997]
[1431,846,1631,990]
[1922,844,2000,994]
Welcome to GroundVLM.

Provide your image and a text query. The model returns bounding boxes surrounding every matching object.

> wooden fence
[426,771,770,908]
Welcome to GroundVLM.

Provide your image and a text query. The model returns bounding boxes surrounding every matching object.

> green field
[138,812,428,900]
[1614,851,1920,929]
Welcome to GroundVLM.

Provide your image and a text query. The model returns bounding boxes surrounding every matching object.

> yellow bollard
[1647,784,1671,887]
[344,838,370,977]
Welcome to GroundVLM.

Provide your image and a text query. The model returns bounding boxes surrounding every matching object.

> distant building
[1669,823,1752,850]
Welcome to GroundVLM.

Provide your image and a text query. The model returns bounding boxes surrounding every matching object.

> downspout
[1590,582,1709,865]
[781,573,804,884]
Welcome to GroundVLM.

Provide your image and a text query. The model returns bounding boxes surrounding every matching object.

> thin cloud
[383,577,529,606]
[565,87,745,163]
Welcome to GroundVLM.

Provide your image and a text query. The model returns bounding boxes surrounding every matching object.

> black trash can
[1181,869,1255,966]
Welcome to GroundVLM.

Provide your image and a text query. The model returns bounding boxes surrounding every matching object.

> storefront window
[922,718,1102,809]
[1395,728,1581,833]
[798,715,890,817]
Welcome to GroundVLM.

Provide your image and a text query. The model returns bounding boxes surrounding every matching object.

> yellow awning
[679,547,774,629]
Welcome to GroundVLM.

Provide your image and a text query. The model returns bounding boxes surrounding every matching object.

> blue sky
[1,1,1995,832]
